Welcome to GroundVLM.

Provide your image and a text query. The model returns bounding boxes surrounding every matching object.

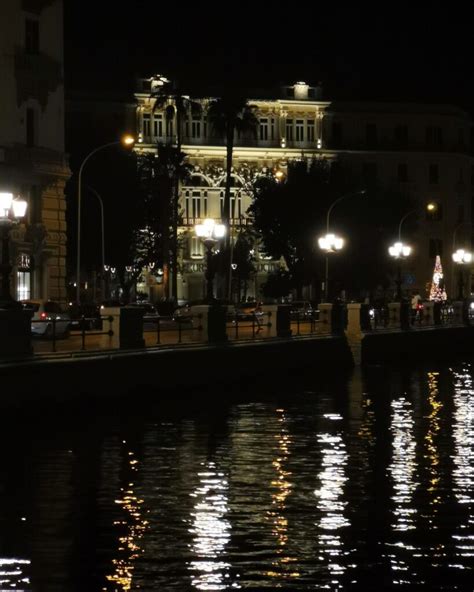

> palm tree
[207,95,258,298]
[150,78,197,301]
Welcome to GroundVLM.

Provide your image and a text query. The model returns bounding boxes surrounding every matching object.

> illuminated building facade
[135,76,474,301]
[0,0,70,303]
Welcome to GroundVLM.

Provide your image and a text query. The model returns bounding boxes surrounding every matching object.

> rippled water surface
[1,361,474,591]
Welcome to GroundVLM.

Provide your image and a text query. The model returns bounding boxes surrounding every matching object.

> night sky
[64,3,474,109]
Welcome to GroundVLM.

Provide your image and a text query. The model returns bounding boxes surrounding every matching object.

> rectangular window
[203,191,208,217]
[429,238,443,258]
[270,118,275,140]
[394,124,408,147]
[190,237,204,259]
[203,118,207,138]
[429,164,439,184]
[17,271,31,300]
[26,108,35,147]
[295,120,304,142]
[286,119,293,141]
[426,126,443,148]
[366,123,377,147]
[143,113,151,137]
[192,120,201,138]
[259,118,268,141]
[25,18,39,54]
[153,115,162,137]
[192,190,201,219]
[332,121,342,146]
[397,163,408,183]
[166,118,173,137]
[307,120,315,142]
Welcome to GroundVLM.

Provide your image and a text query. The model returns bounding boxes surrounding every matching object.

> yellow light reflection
[425,372,443,516]
[451,367,474,561]
[105,449,149,591]
[389,398,418,533]
[188,461,236,590]
[314,415,349,586]
[266,408,299,580]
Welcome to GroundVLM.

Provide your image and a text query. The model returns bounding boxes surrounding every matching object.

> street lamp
[318,189,366,301]
[76,134,134,303]
[195,219,226,302]
[0,192,28,308]
[452,248,472,300]
[86,186,105,300]
[388,241,412,300]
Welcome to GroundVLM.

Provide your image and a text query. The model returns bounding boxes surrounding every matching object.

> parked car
[68,302,102,330]
[173,304,193,324]
[126,302,161,330]
[290,301,318,319]
[21,299,71,338]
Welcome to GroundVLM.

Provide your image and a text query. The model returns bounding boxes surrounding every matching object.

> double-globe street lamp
[388,203,437,301]
[0,192,28,308]
[452,248,472,300]
[318,190,366,302]
[195,219,226,302]
[76,135,134,304]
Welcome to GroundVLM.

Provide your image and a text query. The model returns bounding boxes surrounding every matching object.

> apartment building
[135,76,474,301]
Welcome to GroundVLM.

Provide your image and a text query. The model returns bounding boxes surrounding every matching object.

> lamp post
[76,135,134,304]
[318,190,366,301]
[451,222,471,296]
[452,248,472,300]
[195,219,226,302]
[388,209,417,301]
[86,186,105,301]
[388,241,412,300]
[0,193,28,308]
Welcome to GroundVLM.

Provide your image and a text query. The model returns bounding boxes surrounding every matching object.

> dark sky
[64,3,474,109]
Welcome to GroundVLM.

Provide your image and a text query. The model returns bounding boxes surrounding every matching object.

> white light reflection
[314,415,349,587]
[188,461,237,590]
[451,367,474,562]
[389,397,418,532]
[265,408,299,580]
[0,558,31,590]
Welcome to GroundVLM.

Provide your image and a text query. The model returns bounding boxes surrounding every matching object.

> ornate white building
[0,0,69,303]
[135,76,474,301]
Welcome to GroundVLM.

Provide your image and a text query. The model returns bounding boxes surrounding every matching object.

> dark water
[1,361,474,591]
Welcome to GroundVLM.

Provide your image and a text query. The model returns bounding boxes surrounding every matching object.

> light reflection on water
[452,366,474,564]
[3,362,474,589]
[188,461,236,590]
[314,419,349,590]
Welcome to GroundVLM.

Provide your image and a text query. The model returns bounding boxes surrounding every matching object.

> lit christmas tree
[429,255,447,301]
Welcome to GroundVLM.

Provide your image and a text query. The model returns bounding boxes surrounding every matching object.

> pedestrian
[254,302,263,332]
[411,291,422,324]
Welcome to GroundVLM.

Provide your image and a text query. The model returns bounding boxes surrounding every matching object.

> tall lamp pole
[195,219,226,302]
[318,190,366,302]
[86,186,105,301]
[76,135,134,304]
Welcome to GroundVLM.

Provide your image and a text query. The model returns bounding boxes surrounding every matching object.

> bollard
[0,307,33,356]
[433,301,442,325]
[208,303,228,343]
[387,302,401,329]
[318,304,333,335]
[400,301,410,330]
[360,303,372,331]
[331,301,346,335]
[120,305,145,349]
[276,305,292,338]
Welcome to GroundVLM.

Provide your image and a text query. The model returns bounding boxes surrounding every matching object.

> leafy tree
[261,269,293,301]
[251,158,413,300]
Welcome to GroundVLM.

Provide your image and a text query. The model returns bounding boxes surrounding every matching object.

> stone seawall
[0,335,353,404]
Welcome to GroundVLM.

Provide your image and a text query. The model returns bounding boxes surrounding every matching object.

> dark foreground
[0,359,473,591]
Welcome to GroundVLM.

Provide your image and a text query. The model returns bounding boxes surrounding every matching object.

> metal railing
[144,314,203,345]
[226,311,272,340]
